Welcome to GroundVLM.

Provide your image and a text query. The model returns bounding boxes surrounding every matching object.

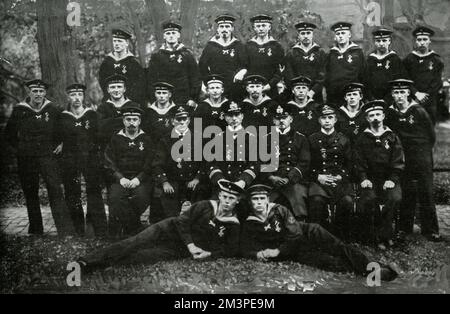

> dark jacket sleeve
[198,44,212,79]
[174,201,204,246]
[288,133,310,184]
[152,138,169,184]
[104,138,124,181]
[185,50,201,102]
[311,49,326,97]
[388,134,405,183]
[4,107,20,151]
[278,206,305,257]
[215,223,241,258]
[353,136,369,182]
[268,42,285,89]
[136,136,155,182]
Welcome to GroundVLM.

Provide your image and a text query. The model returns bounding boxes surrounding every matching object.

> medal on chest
[176,157,182,168]
[75,122,82,127]
[223,48,235,57]
[85,120,90,129]
[218,226,225,237]
[320,147,327,159]
[262,107,267,117]
[353,125,360,135]
[139,141,144,151]
[129,141,136,147]
[385,60,390,70]
[408,115,415,125]
[347,55,353,63]
[307,111,313,120]
[384,140,390,150]
[429,61,434,71]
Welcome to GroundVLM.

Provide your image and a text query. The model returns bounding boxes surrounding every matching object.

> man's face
[172,116,190,132]
[344,91,362,108]
[29,87,46,105]
[163,30,181,45]
[335,30,351,45]
[292,85,309,100]
[217,23,234,39]
[108,83,126,100]
[253,22,271,37]
[392,89,410,106]
[274,115,293,131]
[123,115,141,133]
[415,35,431,53]
[250,194,269,214]
[207,82,224,100]
[298,30,313,45]
[218,191,239,214]
[246,83,263,100]
[225,112,243,128]
[67,91,84,108]
[319,114,337,131]
[366,109,384,127]
[155,90,171,105]
[374,37,391,54]
[112,38,128,53]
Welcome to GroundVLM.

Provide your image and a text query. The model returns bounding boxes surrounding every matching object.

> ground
[1,123,450,294]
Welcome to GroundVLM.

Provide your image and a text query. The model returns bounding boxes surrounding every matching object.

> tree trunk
[180,0,200,49]
[36,0,77,108]
[126,0,148,67]
[145,0,170,44]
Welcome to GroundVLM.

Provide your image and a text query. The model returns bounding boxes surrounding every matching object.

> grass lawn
[1,233,449,294]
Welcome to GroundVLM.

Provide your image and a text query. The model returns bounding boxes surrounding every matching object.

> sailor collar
[246,203,277,223]
[117,129,145,140]
[249,36,277,45]
[412,50,437,58]
[209,36,239,48]
[292,42,320,53]
[330,42,360,54]
[106,51,135,62]
[243,95,272,106]
[363,126,393,137]
[203,98,228,108]
[62,107,93,119]
[210,200,240,224]
[17,99,52,113]
[148,102,176,115]
[369,50,397,60]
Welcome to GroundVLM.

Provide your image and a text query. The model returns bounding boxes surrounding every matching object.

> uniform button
[334,155,337,158]
[286,168,290,171]
[288,155,291,158]
[322,162,326,165]
[228,171,231,174]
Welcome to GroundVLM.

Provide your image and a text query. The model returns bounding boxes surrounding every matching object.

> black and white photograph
[1,0,450,298]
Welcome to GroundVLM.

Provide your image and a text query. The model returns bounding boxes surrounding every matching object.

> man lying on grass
[76,179,242,271]
[240,184,399,281]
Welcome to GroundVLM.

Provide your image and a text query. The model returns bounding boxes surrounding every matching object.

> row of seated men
[4,73,441,250]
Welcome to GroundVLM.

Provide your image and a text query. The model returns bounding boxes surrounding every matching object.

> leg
[124,182,152,235]
[357,188,378,244]
[83,155,107,237]
[398,171,417,234]
[150,186,167,224]
[160,181,183,219]
[108,183,129,237]
[281,183,308,219]
[416,152,439,236]
[308,195,330,229]
[39,156,75,236]
[61,157,85,236]
[17,157,43,235]
[81,217,180,267]
[298,222,371,275]
[378,185,401,243]
[335,195,353,241]
[119,245,190,266]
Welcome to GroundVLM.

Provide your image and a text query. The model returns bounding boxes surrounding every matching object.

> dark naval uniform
[208,126,258,187]
[336,106,368,145]
[199,37,248,100]
[286,100,321,137]
[245,37,285,99]
[97,98,133,152]
[151,128,209,222]
[98,53,146,106]
[142,102,177,138]
[366,51,405,102]
[56,108,107,236]
[240,201,375,275]
[261,127,310,218]
[192,98,228,130]
[241,96,277,128]
[354,125,404,244]
[5,98,74,235]
[325,43,367,105]
[403,50,444,124]
[308,130,353,238]
[387,102,439,236]
[104,129,154,236]
[81,200,240,268]
[285,43,327,102]
[147,43,201,104]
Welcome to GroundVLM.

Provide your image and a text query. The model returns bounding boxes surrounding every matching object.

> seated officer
[104,102,154,237]
[240,184,398,280]
[77,179,242,270]
[151,105,209,223]
[354,100,404,249]
[308,104,353,240]
[261,103,310,221]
